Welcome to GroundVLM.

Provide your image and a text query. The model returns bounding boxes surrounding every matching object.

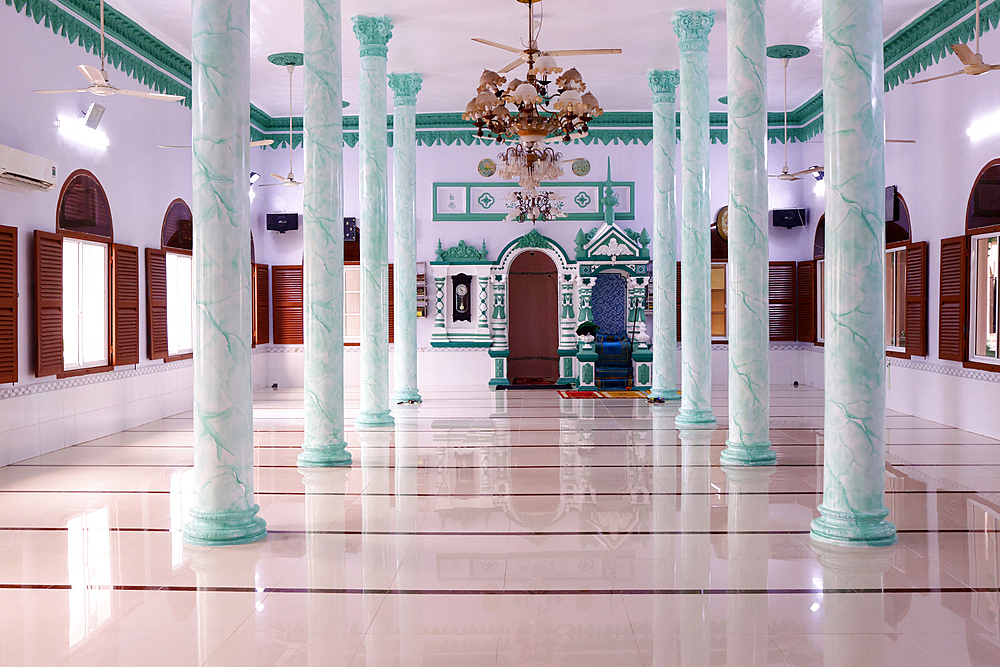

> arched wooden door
[507,251,559,383]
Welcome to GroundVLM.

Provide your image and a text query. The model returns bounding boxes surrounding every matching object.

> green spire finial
[601,158,619,226]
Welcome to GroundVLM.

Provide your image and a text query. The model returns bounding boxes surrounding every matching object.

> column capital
[672,10,715,50]
[647,69,680,104]
[352,15,393,58]
[388,72,423,106]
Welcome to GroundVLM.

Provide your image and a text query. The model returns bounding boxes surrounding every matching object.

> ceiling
[101,0,941,118]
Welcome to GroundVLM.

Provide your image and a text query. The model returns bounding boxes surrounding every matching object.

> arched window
[35,170,139,377]
[944,159,1000,368]
[146,199,193,360]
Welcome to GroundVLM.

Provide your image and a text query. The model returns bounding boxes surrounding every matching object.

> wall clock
[715,206,729,241]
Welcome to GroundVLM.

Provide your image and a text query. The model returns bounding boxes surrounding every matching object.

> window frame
[968,228,1000,368]
[47,170,124,379]
[62,236,110,372]
[884,241,908,356]
[959,158,1000,373]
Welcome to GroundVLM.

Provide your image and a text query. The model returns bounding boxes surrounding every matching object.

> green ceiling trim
[8,0,996,148]
[6,0,192,105]
[883,0,1000,91]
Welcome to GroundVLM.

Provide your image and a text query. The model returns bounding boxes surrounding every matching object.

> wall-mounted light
[967,110,1000,143]
[812,167,824,181]
[249,171,260,184]
[813,180,825,197]
[57,115,109,150]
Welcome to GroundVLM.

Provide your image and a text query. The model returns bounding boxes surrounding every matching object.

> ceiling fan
[769,54,822,182]
[472,0,621,75]
[158,139,275,149]
[261,63,302,188]
[34,0,185,102]
[909,0,999,85]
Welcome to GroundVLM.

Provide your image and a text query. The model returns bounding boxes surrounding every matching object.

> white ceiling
[104,0,941,118]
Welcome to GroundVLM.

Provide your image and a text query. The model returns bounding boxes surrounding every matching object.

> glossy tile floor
[3,384,1000,665]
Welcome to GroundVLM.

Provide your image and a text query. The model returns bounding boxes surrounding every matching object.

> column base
[720,440,777,466]
[810,504,897,547]
[355,410,395,428]
[393,390,422,404]
[297,444,352,468]
[183,505,267,546]
[675,409,717,429]
[648,388,682,401]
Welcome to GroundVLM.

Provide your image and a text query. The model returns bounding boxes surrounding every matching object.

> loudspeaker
[84,103,106,130]
[771,208,807,229]
[266,212,299,234]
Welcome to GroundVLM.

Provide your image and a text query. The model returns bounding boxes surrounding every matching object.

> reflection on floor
[2,384,1000,665]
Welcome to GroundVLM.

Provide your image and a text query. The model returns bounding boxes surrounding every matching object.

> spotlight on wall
[84,103,106,130]
[967,110,1000,143]
[249,171,261,184]
[811,167,824,181]
[57,114,109,150]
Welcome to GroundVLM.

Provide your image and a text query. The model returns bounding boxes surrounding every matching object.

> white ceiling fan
[909,0,999,85]
[770,55,822,182]
[260,63,302,188]
[34,0,185,102]
[472,0,621,75]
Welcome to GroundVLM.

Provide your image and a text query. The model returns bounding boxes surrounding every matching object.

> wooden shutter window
[675,261,682,343]
[0,225,17,384]
[904,241,928,357]
[253,264,270,346]
[146,249,168,360]
[768,261,798,342]
[938,236,967,362]
[387,264,395,344]
[112,244,140,366]
[272,265,303,345]
[796,260,816,343]
[34,230,63,378]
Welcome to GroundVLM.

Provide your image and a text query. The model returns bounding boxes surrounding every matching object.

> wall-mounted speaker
[266,212,299,234]
[771,208,807,229]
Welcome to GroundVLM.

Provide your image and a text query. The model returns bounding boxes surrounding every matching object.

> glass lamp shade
[530,54,561,76]
[510,82,541,105]
[556,67,585,90]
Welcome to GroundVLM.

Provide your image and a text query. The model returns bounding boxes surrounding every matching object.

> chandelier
[496,143,564,189]
[505,187,566,224]
[462,1,606,152]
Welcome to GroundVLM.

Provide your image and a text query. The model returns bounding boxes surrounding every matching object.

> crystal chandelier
[496,143,564,190]
[461,1,605,159]
[504,187,566,224]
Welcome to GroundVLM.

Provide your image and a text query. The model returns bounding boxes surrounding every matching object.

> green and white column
[810,0,896,547]
[184,0,266,545]
[352,16,394,428]
[672,11,717,429]
[720,0,775,466]
[299,0,351,468]
[647,69,681,402]
[388,72,422,404]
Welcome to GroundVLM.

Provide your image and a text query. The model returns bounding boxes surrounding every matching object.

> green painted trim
[9,0,994,148]
[6,0,192,105]
[558,349,578,357]
[432,181,635,223]
[430,340,493,348]
[488,378,511,386]
[488,349,509,358]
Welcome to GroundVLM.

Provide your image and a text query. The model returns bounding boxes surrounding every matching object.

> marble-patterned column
[299,0,351,468]
[720,0,775,466]
[810,0,896,547]
[672,11,717,429]
[184,0,265,546]
[388,72,423,405]
[353,15,394,428]
[647,70,681,402]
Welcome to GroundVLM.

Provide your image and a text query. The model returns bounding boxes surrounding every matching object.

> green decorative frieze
[434,239,488,262]
[352,15,392,58]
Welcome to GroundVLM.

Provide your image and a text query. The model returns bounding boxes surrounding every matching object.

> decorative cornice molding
[352,15,392,58]
[647,69,680,104]
[8,0,996,148]
[388,72,422,105]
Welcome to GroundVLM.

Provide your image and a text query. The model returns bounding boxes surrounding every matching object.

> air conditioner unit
[0,144,58,191]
